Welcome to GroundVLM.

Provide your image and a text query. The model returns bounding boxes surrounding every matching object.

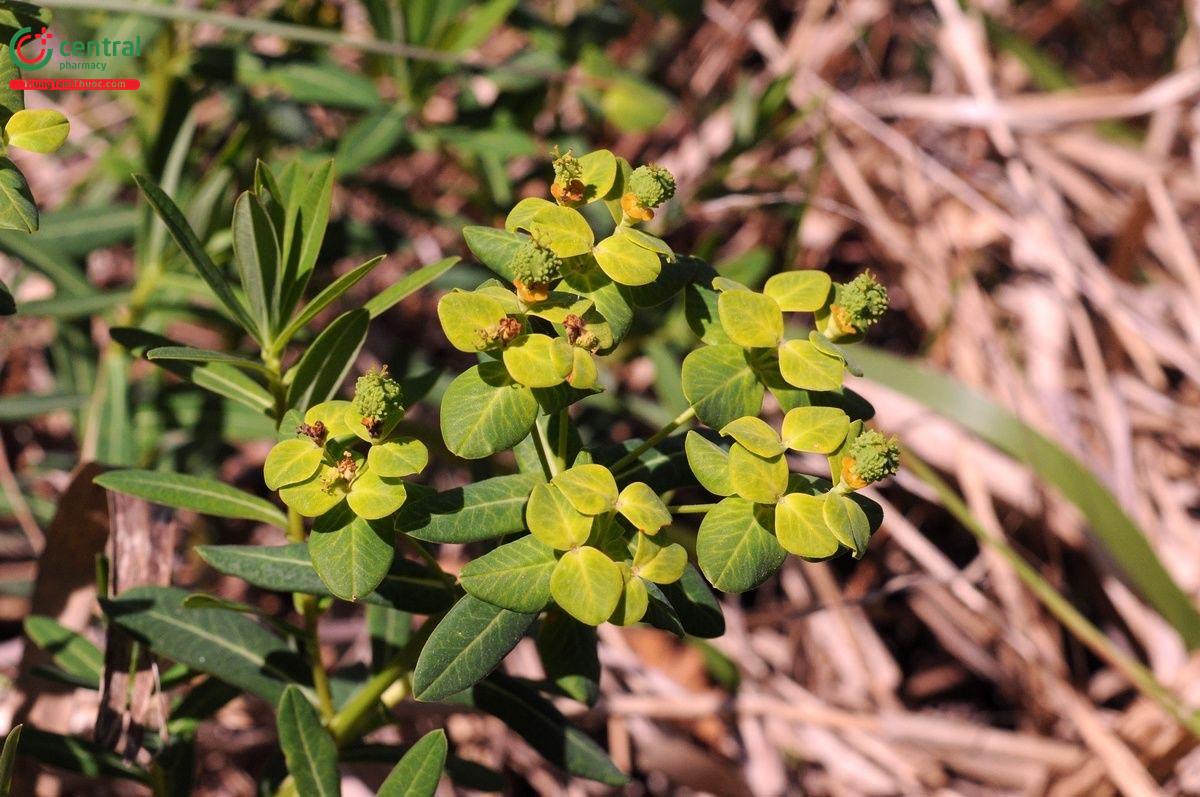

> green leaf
[0,724,21,796]
[658,565,724,638]
[505,197,554,232]
[276,685,340,797]
[335,108,407,175]
[684,282,732,345]
[94,469,287,529]
[781,406,850,454]
[365,257,459,318]
[146,346,269,375]
[696,497,786,592]
[412,595,536,701]
[104,586,310,704]
[346,469,407,520]
[681,344,764,430]
[727,443,788,504]
[286,309,369,412]
[615,482,671,534]
[266,62,381,110]
[852,345,1200,647]
[367,438,428,478]
[440,362,538,459]
[720,416,785,457]
[197,543,453,613]
[0,158,36,233]
[600,77,671,134]
[278,256,383,350]
[778,339,843,391]
[309,512,395,600]
[530,205,594,258]
[463,225,526,283]
[397,472,542,543]
[775,493,839,559]
[231,190,279,337]
[460,535,556,613]
[823,493,870,558]
[17,727,146,785]
[437,290,508,352]
[684,431,733,496]
[717,290,783,348]
[577,149,617,201]
[552,464,618,515]
[501,334,574,388]
[525,483,592,550]
[280,469,348,518]
[619,225,673,258]
[763,270,832,312]
[23,616,102,689]
[133,174,259,340]
[550,547,623,626]
[265,439,324,490]
[470,675,628,785]
[5,109,69,153]
[378,729,446,797]
[0,392,88,421]
[609,568,649,626]
[632,534,687,584]
[592,233,660,286]
[536,610,599,705]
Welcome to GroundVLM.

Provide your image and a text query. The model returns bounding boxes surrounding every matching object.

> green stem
[531,417,559,479]
[668,503,717,514]
[556,409,570,469]
[611,406,696,474]
[906,451,1200,738]
[287,506,335,720]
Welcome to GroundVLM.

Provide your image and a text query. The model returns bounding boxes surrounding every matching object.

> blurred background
[3,0,1200,794]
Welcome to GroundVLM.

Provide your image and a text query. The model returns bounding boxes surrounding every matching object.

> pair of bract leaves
[438,284,601,390]
[694,488,874,594]
[684,409,851,505]
[265,400,427,520]
[460,464,686,626]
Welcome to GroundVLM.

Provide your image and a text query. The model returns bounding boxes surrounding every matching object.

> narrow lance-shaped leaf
[377,729,447,797]
[134,174,260,340]
[412,595,536,702]
[276,686,340,797]
[95,469,288,529]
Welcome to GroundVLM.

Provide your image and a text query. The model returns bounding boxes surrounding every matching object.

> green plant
[25,149,894,793]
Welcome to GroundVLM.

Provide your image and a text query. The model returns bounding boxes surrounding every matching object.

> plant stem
[327,620,435,746]
[611,406,696,474]
[668,503,717,514]
[531,417,559,479]
[556,409,570,469]
[287,506,335,720]
[906,451,1200,738]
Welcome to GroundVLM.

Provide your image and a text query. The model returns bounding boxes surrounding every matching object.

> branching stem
[611,406,696,474]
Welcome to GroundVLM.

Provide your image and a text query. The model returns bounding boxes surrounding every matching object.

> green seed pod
[511,241,560,286]
[832,271,888,334]
[841,429,900,488]
[352,365,405,438]
[628,164,676,208]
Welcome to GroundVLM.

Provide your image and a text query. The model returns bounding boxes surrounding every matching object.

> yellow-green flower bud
[831,272,888,335]
[840,430,900,488]
[352,366,404,438]
[628,164,675,208]
[551,148,585,205]
[512,241,560,287]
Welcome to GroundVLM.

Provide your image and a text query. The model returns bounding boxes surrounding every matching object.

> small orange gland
[515,280,551,304]
[840,456,868,490]
[621,192,654,222]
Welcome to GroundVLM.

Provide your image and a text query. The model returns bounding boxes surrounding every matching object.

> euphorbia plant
[41,148,896,794]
